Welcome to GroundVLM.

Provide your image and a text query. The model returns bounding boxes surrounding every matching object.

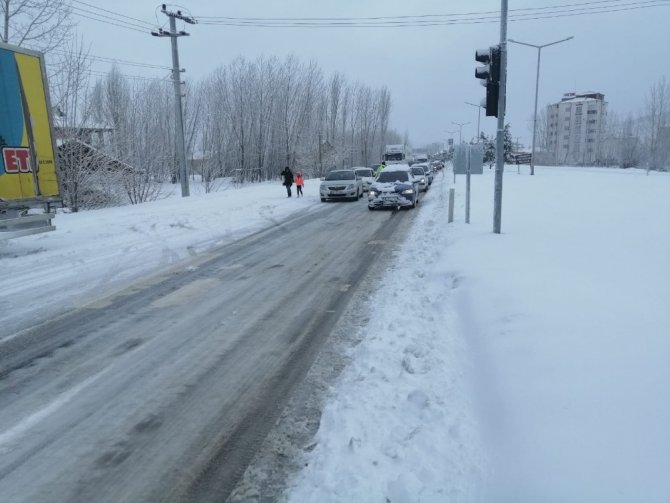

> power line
[69,0,155,27]
[196,0,666,20]
[195,0,669,27]
[67,0,669,32]
[85,69,172,82]
[70,6,151,31]
[71,11,150,34]
[48,49,171,70]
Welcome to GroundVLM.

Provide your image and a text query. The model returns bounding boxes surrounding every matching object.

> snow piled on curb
[287,174,486,502]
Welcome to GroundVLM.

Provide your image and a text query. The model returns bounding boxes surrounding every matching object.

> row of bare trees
[600,77,670,171]
[3,3,396,208]
[49,44,173,211]
[54,52,395,207]
[194,55,393,185]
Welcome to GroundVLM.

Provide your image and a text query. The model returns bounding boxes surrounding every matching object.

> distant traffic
[319,144,444,211]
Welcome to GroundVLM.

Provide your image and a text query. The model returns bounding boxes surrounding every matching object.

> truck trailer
[383,144,412,165]
[0,41,61,239]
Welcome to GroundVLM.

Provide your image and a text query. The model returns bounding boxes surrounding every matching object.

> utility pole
[493,0,508,234]
[152,5,196,198]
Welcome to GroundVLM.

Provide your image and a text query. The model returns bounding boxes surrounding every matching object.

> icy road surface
[0,198,416,502]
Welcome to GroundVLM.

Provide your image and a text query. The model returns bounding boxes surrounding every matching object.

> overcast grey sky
[70,0,670,148]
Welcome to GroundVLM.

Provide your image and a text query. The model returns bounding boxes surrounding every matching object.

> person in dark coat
[281,166,294,197]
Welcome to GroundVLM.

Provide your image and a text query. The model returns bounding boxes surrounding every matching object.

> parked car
[320,169,363,202]
[368,165,420,210]
[410,166,429,192]
[354,167,376,192]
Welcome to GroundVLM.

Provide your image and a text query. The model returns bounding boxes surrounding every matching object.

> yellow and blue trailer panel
[0,44,59,199]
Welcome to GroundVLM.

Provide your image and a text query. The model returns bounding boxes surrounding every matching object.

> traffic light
[475,45,501,117]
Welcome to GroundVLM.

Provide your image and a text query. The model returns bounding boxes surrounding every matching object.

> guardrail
[0,212,56,240]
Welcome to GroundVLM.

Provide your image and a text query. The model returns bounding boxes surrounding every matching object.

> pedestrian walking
[281,166,294,197]
[294,171,304,197]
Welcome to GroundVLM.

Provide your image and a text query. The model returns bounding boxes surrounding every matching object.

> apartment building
[546,91,607,165]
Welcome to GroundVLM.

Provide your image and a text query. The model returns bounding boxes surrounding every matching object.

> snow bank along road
[0,198,418,502]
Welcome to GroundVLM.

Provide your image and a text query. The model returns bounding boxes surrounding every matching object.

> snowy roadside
[286,165,670,502]
[0,179,323,338]
[444,166,670,501]
[1,165,668,502]
[287,172,487,502]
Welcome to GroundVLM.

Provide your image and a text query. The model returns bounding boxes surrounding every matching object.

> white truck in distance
[414,152,428,164]
[383,144,411,165]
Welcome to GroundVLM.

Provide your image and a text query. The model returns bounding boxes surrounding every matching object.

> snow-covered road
[0,194,415,502]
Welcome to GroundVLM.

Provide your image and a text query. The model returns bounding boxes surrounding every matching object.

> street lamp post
[465,102,482,141]
[443,130,457,152]
[444,130,458,182]
[451,121,470,144]
[443,130,457,144]
[508,36,574,175]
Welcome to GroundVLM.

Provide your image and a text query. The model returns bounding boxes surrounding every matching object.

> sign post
[466,148,471,224]
[454,144,483,224]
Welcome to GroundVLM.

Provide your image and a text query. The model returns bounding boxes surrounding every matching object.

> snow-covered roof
[383,164,411,172]
[559,91,605,103]
[560,97,600,104]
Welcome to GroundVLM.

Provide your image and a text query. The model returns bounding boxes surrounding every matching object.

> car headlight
[369,190,378,196]
[346,184,354,190]
[401,189,415,195]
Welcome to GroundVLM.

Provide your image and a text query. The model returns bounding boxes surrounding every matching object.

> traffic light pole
[493,0,508,234]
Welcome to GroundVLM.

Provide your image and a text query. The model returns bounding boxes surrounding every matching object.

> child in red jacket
[294,171,305,197]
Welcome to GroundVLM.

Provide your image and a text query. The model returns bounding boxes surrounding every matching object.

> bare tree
[355,86,377,166]
[528,108,548,152]
[193,54,393,183]
[377,86,392,161]
[183,79,202,180]
[644,76,669,172]
[252,56,279,180]
[1,0,73,52]
[620,115,641,169]
[199,73,228,184]
[50,39,126,211]
[51,39,93,211]
[90,65,131,160]
[88,70,171,204]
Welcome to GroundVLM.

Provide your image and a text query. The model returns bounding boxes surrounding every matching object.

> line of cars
[319,163,441,211]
